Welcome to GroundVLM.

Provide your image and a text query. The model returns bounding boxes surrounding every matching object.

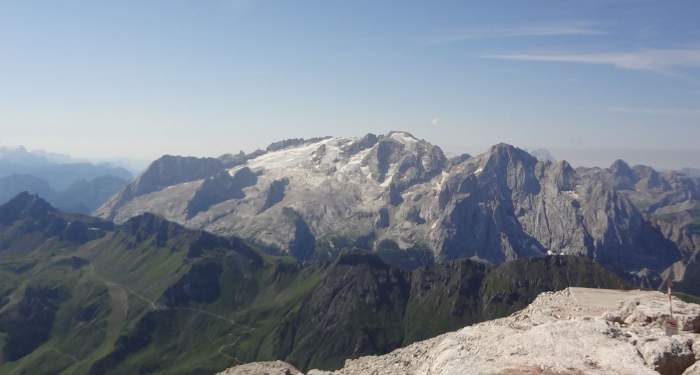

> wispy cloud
[484,48,700,71]
[431,117,440,126]
[433,22,606,44]
[610,107,700,117]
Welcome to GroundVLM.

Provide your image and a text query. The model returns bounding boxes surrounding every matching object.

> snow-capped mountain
[96,131,700,286]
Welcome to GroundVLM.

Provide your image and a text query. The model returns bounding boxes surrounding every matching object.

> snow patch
[389,132,418,144]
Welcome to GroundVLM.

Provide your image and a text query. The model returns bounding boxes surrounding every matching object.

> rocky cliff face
[231,254,626,372]
[96,132,700,284]
[220,287,700,375]
[95,155,224,219]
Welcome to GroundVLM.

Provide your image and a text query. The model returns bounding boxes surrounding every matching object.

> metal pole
[667,279,673,317]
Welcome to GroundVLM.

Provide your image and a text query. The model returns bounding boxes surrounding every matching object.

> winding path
[89,264,256,365]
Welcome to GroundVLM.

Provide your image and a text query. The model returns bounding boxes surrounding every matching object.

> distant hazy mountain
[0,145,133,190]
[681,167,700,178]
[0,174,129,214]
[0,174,54,204]
[0,145,133,212]
[97,131,700,292]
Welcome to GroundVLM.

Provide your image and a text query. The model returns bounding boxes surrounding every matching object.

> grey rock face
[259,178,289,214]
[283,207,316,260]
[341,133,378,157]
[96,132,699,283]
[186,168,257,218]
[96,155,223,220]
[127,155,224,197]
[638,336,696,375]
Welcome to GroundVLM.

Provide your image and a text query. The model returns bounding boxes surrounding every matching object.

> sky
[1,0,699,169]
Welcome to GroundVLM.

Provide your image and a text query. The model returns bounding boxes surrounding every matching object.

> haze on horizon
[2,0,699,170]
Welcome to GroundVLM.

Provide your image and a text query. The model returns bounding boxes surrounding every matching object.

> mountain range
[2,131,698,374]
[0,146,132,213]
[95,131,700,293]
[0,193,626,374]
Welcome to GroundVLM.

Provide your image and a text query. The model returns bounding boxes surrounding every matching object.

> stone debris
[219,288,700,375]
[215,360,302,375]
[683,362,700,374]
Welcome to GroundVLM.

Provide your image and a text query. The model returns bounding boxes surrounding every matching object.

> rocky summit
[218,287,700,375]
[96,131,700,290]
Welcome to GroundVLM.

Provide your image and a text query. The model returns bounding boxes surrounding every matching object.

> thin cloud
[431,117,440,126]
[484,48,700,71]
[433,22,606,44]
[610,107,700,117]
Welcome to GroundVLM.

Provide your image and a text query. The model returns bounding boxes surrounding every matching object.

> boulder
[637,335,695,375]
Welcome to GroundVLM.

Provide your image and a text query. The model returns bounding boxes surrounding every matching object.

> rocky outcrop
[222,288,700,375]
[0,191,57,224]
[0,193,112,248]
[216,361,302,375]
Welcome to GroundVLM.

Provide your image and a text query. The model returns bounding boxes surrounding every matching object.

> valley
[0,193,629,374]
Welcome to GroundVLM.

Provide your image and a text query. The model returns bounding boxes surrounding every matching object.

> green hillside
[0,193,629,374]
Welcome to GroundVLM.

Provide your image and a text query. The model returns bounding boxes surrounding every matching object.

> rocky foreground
[217,288,700,375]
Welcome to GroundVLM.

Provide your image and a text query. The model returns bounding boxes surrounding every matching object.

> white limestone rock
[216,360,302,375]
[219,288,700,375]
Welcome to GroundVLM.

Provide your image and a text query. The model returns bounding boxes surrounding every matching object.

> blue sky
[1,0,699,169]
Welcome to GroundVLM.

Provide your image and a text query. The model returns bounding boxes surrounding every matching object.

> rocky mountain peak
[385,130,419,144]
[609,159,639,189]
[134,155,224,196]
[473,143,538,178]
[485,142,536,163]
[0,192,57,224]
[475,143,540,192]
[95,155,225,220]
[119,212,190,244]
[340,133,378,156]
[551,160,576,190]
[265,137,333,153]
[610,158,634,174]
[361,133,447,191]
[0,192,112,244]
